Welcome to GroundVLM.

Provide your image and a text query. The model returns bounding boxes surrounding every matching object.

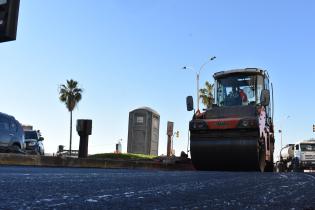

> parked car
[24,130,44,155]
[0,112,25,152]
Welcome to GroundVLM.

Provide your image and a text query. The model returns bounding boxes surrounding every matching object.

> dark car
[0,112,25,152]
[24,130,44,155]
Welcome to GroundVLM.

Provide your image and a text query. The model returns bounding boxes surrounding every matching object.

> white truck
[276,140,315,172]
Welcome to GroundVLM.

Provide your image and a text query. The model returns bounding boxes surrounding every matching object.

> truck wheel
[293,164,302,172]
[265,161,274,172]
[275,162,283,172]
[293,167,302,172]
[292,158,302,172]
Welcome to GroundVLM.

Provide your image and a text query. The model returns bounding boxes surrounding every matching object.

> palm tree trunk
[69,111,72,156]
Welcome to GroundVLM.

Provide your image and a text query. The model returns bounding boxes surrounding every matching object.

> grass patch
[89,153,157,160]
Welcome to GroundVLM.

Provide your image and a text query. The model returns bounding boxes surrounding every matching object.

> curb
[0,153,195,171]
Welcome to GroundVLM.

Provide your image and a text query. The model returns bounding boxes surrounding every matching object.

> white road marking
[86,199,98,203]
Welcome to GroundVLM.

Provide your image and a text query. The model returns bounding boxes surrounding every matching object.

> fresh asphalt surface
[0,166,314,210]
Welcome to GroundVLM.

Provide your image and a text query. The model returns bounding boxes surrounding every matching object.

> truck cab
[293,140,315,171]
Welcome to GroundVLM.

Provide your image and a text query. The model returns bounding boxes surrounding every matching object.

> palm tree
[199,81,214,109]
[59,79,83,155]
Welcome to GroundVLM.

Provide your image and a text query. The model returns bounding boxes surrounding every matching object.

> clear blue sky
[1,0,315,156]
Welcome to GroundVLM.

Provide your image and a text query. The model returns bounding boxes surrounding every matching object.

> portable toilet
[127,107,160,156]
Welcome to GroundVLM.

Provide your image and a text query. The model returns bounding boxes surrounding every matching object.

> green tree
[59,79,83,155]
[199,81,214,109]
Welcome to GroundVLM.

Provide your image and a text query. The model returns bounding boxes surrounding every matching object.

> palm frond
[59,79,83,112]
[199,81,214,109]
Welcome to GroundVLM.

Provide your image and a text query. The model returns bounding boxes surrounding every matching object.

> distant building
[127,107,160,156]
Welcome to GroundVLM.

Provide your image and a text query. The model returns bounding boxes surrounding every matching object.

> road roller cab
[187,68,274,171]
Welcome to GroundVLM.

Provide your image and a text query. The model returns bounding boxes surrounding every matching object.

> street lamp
[278,115,290,150]
[183,56,216,111]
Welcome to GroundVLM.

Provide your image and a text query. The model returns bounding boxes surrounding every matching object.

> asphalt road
[0,166,314,210]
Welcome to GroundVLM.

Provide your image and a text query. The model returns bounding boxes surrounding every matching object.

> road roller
[186,68,275,172]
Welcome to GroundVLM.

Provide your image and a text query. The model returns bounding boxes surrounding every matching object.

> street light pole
[183,56,216,111]
[279,129,283,150]
[279,115,290,150]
